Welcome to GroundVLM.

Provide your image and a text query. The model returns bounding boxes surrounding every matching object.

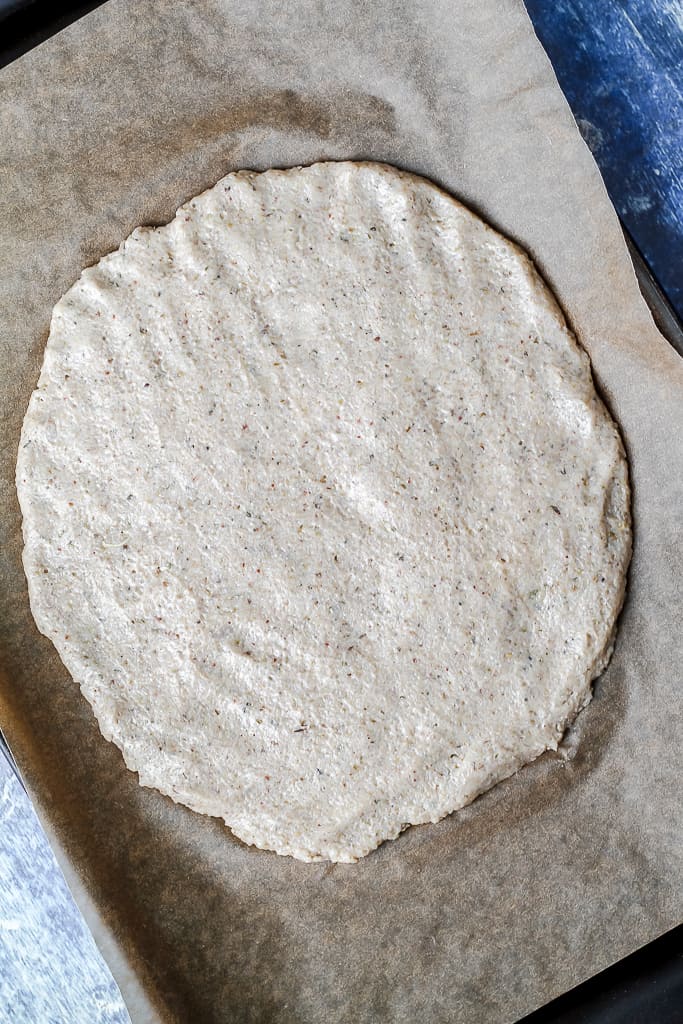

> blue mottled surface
[0,4,680,1024]
[525,0,683,319]
[0,755,131,1023]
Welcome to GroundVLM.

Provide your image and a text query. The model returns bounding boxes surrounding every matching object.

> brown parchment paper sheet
[1,1,681,1021]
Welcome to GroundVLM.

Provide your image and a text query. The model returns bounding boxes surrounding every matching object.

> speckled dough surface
[17,162,631,862]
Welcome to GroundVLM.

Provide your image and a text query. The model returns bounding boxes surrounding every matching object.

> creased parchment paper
[0,2,681,1022]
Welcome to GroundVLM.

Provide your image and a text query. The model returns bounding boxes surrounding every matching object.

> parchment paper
[0,2,681,1021]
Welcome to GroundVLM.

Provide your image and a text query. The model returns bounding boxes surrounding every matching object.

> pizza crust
[17,162,631,861]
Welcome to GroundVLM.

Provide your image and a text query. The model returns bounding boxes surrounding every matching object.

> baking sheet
[0,1,681,1021]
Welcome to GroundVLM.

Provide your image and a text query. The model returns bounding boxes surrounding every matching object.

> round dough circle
[18,162,631,862]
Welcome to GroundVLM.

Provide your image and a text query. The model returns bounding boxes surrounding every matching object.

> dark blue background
[525,0,683,320]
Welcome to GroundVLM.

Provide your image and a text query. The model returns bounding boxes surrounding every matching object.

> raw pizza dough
[17,162,631,862]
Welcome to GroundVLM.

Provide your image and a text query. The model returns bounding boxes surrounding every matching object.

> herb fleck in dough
[17,162,631,862]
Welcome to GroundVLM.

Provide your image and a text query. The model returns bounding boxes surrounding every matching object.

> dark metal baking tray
[0,3,680,1022]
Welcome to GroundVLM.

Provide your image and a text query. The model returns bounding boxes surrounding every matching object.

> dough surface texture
[17,162,631,861]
